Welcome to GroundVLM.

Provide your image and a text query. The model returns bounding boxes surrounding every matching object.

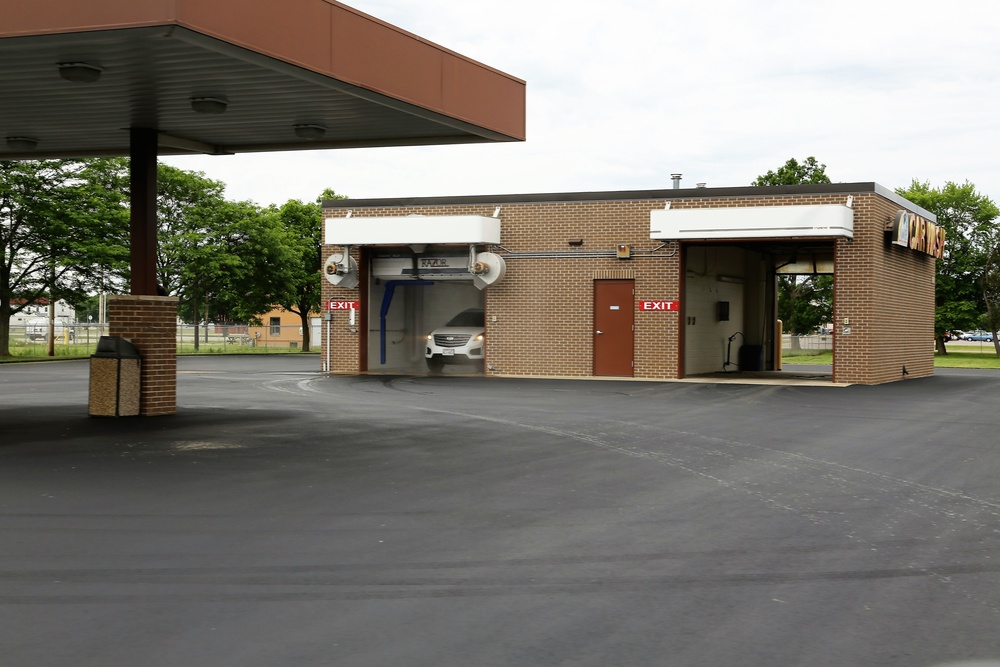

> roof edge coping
[323,182,936,221]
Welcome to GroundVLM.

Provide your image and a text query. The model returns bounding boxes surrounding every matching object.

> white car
[425,308,485,371]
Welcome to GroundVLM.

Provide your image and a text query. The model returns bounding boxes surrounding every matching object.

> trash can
[88,336,141,417]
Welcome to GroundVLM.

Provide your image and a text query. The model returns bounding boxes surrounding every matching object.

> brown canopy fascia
[1,0,525,296]
[1,0,526,159]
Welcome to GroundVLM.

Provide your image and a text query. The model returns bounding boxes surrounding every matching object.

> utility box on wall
[717,301,730,321]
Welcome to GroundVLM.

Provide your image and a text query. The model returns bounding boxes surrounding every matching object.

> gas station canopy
[0,0,526,159]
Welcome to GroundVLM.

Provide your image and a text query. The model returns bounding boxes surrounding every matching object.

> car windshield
[446,309,484,327]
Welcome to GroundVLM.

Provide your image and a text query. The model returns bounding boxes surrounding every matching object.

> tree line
[0,158,341,356]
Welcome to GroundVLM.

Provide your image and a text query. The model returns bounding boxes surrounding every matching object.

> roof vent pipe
[696,182,707,188]
[671,173,682,189]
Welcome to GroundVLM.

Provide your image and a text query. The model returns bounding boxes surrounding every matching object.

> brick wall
[833,195,935,383]
[320,188,934,385]
[108,295,178,416]
[321,199,683,379]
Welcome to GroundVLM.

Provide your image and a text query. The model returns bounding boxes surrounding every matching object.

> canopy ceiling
[0,0,526,159]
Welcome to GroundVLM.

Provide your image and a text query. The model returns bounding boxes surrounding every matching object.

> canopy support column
[104,128,177,416]
[129,127,159,296]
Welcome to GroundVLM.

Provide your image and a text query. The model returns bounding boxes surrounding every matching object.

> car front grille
[434,334,471,347]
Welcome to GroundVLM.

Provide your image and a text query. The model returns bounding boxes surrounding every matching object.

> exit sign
[327,300,360,310]
[638,300,679,311]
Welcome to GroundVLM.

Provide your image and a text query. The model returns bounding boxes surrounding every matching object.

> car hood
[430,326,484,337]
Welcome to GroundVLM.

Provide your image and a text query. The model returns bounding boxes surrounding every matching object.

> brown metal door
[593,279,634,376]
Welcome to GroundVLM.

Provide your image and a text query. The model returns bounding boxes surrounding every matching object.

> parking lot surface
[2,357,999,667]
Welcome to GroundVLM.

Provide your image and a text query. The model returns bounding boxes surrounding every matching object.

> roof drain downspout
[379,280,433,365]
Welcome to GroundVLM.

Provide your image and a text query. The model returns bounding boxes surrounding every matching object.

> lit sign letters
[327,300,360,311]
[891,210,945,259]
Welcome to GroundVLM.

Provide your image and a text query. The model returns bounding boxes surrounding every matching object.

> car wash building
[320,182,940,385]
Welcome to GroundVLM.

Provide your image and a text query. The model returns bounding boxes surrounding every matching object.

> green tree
[751,156,831,186]
[154,164,228,348]
[271,188,347,352]
[74,158,131,294]
[0,159,128,357]
[209,200,297,325]
[982,245,1000,354]
[155,164,227,293]
[777,274,833,335]
[753,157,834,339]
[895,180,1000,354]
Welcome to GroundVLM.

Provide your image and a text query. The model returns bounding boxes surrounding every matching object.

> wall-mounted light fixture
[190,96,228,114]
[717,274,743,284]
[57,62,103,83]
[6,136,38,150]
[567,238,584,246]
[293,124,326,140]
[616,244,632,259]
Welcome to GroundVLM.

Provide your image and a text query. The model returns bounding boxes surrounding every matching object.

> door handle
[596,330,604,335]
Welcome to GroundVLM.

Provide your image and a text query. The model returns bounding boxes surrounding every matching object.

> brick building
[320,182,939,385]
[247,306,322,349]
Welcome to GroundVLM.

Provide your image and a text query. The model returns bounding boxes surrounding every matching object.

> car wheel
[426,357,445,373]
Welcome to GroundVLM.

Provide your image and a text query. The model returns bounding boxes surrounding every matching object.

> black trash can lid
[92,336,141,358]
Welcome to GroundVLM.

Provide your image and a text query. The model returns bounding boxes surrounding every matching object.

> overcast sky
[162,0,1000,209]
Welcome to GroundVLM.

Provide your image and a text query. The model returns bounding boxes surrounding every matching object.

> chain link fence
[782,333,834,353]
[7,323,318,356]
[12,323,829,356]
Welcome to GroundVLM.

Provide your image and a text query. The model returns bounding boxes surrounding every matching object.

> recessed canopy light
[6,136,38,150]
[57,62,104,83]
[294,124,327,140]
[190,97,228,114]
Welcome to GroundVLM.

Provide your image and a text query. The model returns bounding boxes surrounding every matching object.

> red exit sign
[638,300,679,311]
[327,300,360,310]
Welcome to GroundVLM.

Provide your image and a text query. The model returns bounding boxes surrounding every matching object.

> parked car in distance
[943,330,965,341]
[425,308,485,372]
[963,330,994,342]
[25,317,74,341]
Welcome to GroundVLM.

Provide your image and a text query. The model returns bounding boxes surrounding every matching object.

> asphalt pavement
[1,357,999,667]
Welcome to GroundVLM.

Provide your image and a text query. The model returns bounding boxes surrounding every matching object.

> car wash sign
[889,210,945,259]
[638,300,680,311]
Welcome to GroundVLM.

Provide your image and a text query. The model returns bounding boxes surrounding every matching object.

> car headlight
[427,334,433,341]
[476,334,484,341]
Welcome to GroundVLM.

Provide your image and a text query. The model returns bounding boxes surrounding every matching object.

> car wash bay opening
[319,183,941,386]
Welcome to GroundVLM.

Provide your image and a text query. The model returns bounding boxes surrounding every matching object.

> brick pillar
[108,295,178,416]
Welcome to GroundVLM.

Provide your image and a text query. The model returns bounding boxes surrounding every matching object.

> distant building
[248,306,322,349]
[7,298,76,327]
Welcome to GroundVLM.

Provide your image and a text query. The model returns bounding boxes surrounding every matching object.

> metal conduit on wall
[492,242,677,260]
